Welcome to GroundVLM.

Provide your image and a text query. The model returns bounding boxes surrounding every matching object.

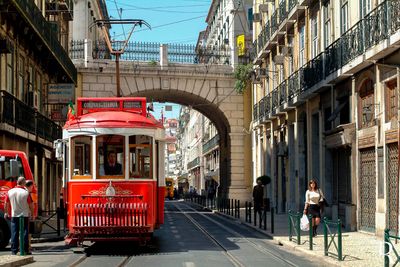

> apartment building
[0,0,76,211]
[251,0,400,235]
[196,0,253,66]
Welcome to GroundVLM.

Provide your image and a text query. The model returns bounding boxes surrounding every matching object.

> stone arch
[131,89,232,196]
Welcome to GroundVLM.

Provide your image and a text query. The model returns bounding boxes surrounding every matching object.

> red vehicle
[57,97,166,246]
[0,150,39,248]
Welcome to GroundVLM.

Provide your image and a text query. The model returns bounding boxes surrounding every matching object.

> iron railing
[203,135,219,154]
[254,0,400,122]
[3,0,77,83]
[288,0,298,13]
[0,91,61,142]
[70,40,231,65]
[278,0,288,25]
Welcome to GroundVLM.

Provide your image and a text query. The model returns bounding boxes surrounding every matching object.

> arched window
[358,78,375,128]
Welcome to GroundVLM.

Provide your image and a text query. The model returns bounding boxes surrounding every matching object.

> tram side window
[129,135,152,179]
[0,156,25,181]
[71,136,92,179]
[98,135,124,177]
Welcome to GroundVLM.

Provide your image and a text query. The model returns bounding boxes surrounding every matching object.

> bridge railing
[70,39,231,65]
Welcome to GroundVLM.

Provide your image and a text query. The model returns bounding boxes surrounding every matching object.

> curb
[213,211,340,267]
[0,255,34,267]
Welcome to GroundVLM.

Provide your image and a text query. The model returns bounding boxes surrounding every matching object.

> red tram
[58,97,166,246]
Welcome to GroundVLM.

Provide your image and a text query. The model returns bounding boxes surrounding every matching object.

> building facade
[251,0,400,235]
[197,0,253,66]
[0,0,76,211]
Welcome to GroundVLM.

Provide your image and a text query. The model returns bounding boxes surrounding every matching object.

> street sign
[48,83,74,104]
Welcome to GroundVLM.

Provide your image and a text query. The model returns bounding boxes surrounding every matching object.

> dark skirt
[308,204,321,218]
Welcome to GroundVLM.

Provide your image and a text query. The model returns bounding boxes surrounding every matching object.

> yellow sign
[237,34,245,56]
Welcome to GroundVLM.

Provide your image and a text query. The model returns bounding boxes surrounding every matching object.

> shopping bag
[300,214,309,231]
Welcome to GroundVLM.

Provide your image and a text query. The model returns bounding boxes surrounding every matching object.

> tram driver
[99,151,123,175]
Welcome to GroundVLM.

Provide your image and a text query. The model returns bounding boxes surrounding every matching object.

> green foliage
[148,60,158,66]
[257,175,271,185]
[233,64,253,94]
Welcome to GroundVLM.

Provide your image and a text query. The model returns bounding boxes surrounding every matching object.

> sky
[105,0,210,44]
[106,0,211,120]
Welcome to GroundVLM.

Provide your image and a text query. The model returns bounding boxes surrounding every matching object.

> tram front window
[129,135,152,179]
[97,135,124,178]
[71,136,92,179]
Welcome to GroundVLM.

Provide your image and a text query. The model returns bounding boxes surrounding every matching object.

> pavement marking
[68,255,87,267]
[183,262,196,267]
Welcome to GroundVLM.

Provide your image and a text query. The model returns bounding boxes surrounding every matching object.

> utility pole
[95,19,151,97]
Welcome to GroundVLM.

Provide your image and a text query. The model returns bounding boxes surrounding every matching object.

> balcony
[254,0,400,121]
[203,135,219,155]
[0,0,77,83]
[46,0,74,20]
[0,91,62,143]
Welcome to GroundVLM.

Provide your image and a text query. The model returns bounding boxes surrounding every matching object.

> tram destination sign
[81,100,143,110]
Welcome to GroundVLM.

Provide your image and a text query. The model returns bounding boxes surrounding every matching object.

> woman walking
[303,179,324,237]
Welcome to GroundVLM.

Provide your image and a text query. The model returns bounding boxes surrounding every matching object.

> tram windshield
[98,135,124,178]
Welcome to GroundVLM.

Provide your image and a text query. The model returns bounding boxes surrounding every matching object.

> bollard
[57,207,61,237]
[296,213,301,245]
[324,217,328,256]
[289,210,292,241]
[249,202,252,224]
[338,219,342,261]
[237,200,240,219]
[234,200,237,218]
[271,207,274,234]
[19,217,25,256]
[384,229,390,267]
[308,214,313,250]
[231,199,234,216]
[245,202,248,222]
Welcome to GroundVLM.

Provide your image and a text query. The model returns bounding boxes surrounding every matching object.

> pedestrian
[303,179,325,237]
[253,178,264,218]
[4,177,33,255]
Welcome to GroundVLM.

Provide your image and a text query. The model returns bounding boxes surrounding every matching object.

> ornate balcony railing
[0,91,61,142]
[270,11,278,35]
[253,102,259,121]
[187,157,200,170]
[288,0,298,13]
[264,94,271,115]
[278,0,288,25]
[254,0,400,122]
[203,135,219,154]
[278,80,287,106]
[3,0,77,83]
[71,40,231,65]
[259,98,265,120]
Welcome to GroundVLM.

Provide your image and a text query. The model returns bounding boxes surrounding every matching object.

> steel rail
[180,202,299,267]
[173,203,245,267]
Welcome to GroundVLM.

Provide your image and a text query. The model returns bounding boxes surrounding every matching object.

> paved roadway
[0,201,319,267]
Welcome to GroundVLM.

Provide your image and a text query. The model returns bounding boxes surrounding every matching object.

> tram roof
[64,97,163,129]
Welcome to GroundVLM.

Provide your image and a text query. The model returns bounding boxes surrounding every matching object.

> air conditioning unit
[259,4,268,12]
[281,46,293,56]
[273,55,285,65]
[253,13,261,22]
[28,91,39,109]
[277,141,287,157]
[256,68,268,78]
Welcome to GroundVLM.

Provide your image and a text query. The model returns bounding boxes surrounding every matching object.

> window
[323,1,331,48]
[6,53,13,94]
[129,135,153,179]
[299,25,305,67]
[71,136,92,179]
[97,135,124,178]
[0,156,25,181]
[385,80,398,122]
[288,37,294,75]
[36,72,42,112]
[18,56,24,101]
[340,0,348,34]
[358,79,375,128]
[360,0,371,18]
[248,8,253,31]
[311,14,318,58]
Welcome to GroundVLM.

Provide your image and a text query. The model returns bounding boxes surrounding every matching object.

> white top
[7,187,31,217]
[305,189,324,205]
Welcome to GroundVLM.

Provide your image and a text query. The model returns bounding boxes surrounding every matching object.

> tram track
[175,202,300,267]
[68,248,133,267]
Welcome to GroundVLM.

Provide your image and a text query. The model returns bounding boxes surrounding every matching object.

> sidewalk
[0,216,66,267]
[213,206,385,267]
